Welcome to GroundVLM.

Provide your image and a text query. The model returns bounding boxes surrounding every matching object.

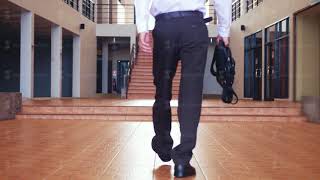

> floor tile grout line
[98,122,142,179]
[194,153,208,180]
[152,152,156,180]
[42,121,113,180]
[201,125,233,156]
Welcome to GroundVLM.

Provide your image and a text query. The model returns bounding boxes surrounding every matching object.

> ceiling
[296,3,320,17]
[0,0,74,40]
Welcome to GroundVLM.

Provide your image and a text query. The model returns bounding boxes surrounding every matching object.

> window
[264,18,289,99]
[64,0,79,11]
[82,0,95,22]
[232,0,241,21]
[246,0,263,12]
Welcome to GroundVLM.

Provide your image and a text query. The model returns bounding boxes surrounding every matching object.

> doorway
[244,31,263,100]
[116,60,129,94]
[294,3,320,101]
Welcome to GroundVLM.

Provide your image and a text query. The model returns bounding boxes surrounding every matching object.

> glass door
[265,18,289,100]
[244,31,263,100]
[265,41,275,101]
[253,32,263,100]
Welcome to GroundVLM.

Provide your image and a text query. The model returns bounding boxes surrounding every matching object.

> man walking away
[135,0,232,178]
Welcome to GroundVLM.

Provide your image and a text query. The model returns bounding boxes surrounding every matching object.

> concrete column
[51,25,63,98]
[73,35,81,97]
[20,11,34,98]
[102,41,109,94]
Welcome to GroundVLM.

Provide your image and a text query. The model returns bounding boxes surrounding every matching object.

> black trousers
[152,14,209,165]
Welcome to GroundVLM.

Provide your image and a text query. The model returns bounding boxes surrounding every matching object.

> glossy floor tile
[0,120,320,179]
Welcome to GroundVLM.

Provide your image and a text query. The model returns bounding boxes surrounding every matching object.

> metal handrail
[125,44,137,99]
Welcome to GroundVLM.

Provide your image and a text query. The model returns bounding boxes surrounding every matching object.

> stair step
[22,99,301,108]
[127,93,158,99]
[131,74,181,78]
[132,71,182,75]
[128,93,179,99]
[134,63,182,67]
[130,79,180,84]
[16,114,306,122]
[134,66,182,70]
[129,86,180,91]
[20,106,302,116]
[128,90,179,94]
[131,75,181,80]
[136,58,153,62]
[137,53,152,56]
[132,70,182,75]
[129,82,180,87]
[134,65,152,68]
[132,69,181,74]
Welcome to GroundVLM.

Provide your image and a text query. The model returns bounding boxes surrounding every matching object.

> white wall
[96,24,137,47]
[296,12,320,100]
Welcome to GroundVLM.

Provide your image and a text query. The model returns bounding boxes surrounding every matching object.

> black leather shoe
[152,137,172,162]
[174,164,196,178]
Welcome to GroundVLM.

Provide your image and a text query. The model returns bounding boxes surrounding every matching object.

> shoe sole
[174,172,196,178]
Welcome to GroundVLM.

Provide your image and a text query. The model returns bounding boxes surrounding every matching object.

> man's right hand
[138,31,153,53]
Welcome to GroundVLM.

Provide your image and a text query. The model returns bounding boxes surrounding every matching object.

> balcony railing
[82,0,95,21]
[246,0,263,12]
[64,0,79,11]
[232,0,241,21]
[97,4,217,25]
[97,4,135,24]
[206,4,217,25]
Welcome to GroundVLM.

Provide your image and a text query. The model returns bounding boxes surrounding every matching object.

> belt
[155,11,204,21]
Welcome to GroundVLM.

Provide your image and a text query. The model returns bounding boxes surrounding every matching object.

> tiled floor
[0,119,320,179]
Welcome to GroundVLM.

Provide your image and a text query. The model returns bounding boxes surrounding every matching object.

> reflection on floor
[0,120,320,179]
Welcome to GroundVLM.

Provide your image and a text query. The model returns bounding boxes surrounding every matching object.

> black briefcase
[210,41,238,104]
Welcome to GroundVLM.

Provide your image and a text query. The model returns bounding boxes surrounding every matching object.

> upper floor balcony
[96,3,218,25]
[95,3,219,39]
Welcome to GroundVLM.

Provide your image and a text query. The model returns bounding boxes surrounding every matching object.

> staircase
[16,99,308,122]
[128,51,181,99]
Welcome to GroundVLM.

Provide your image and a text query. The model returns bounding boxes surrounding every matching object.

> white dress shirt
[134,0,232,37]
